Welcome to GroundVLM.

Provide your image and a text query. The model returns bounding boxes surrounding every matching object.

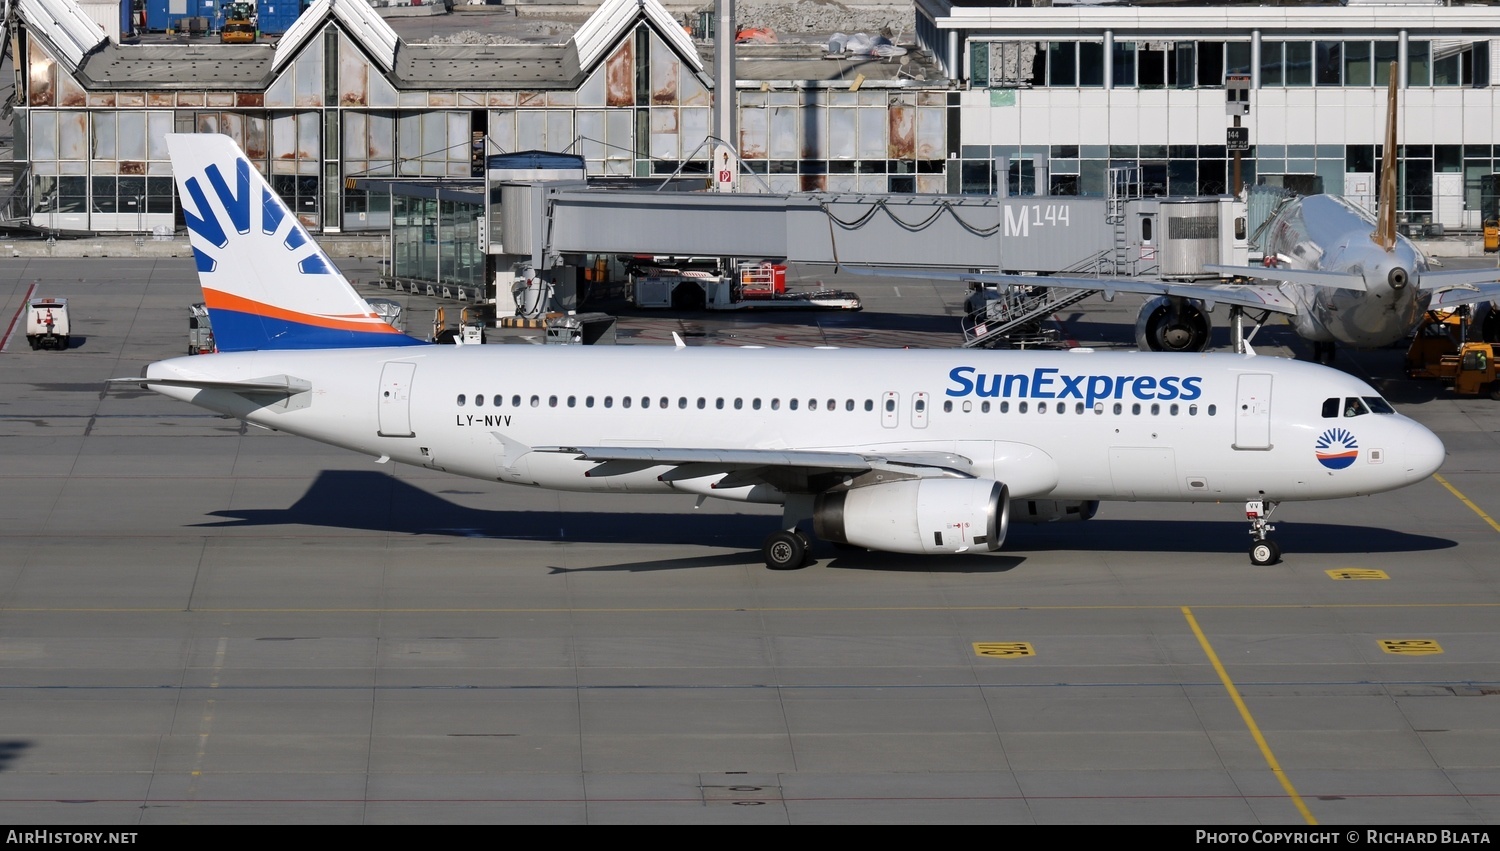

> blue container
[255,1,305,35]
[145,0,215,32]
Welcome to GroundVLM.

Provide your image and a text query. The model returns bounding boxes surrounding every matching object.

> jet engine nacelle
[1135,296,1213,353]
[813,478,1009,555]
[1013,499,1099,523]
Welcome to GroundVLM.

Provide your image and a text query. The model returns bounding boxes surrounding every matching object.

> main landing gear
[762,494,816,570]
[763,529,813,570]
[1246,499,1281,565]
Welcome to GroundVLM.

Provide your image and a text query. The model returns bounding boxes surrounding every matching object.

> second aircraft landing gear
[1246,499,1281,565]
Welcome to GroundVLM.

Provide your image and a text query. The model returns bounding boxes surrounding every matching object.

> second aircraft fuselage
[1265,194,1430,347]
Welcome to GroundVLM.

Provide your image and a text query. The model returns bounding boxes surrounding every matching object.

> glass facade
[957,31,1500,223]
[390,192,484,290]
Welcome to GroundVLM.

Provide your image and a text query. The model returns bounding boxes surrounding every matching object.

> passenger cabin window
[457,394,466,406]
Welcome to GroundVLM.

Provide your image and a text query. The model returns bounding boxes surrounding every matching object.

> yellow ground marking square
[1379,639,1443,655]
[1327,568,1389,580]
[974,642,1035,658]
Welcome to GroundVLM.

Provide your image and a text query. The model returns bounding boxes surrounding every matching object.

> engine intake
[1135,296,1212,353]
[814,478,1009,555]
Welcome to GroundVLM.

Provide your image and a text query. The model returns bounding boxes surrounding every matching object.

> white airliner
[920,67,1500,364]
[115,133,1447,569]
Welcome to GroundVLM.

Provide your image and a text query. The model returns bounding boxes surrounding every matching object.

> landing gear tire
[764,530,809,570]
[1249,539,1281,566]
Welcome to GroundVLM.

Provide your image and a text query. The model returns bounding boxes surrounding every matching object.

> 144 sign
[1227,126,1250,152]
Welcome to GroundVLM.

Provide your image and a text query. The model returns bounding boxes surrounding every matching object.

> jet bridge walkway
[484,179,1250,322]
[498,186,1120,275]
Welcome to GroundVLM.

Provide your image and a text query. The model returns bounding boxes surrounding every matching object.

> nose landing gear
[1247,499,1281,565]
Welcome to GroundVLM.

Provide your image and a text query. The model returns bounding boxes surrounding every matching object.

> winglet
[672,332,686,348]
[1372,63,1399,252]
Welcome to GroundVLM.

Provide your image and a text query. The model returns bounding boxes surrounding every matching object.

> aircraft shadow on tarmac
[192,471,1453,571]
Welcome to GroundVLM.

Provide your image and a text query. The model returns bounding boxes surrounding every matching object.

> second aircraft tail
[166,133,425,352]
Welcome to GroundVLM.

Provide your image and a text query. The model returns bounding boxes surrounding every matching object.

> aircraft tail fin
[1372,63,1399,252]
[166,133,425,352]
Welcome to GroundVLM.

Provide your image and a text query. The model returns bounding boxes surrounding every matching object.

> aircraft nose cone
[1403,422,1445,480]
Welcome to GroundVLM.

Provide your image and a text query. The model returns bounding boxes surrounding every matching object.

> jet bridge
[483,175,1249,339]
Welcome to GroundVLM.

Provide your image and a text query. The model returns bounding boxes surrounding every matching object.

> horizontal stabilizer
[1204,265,1368,291]
[108,375,312,396]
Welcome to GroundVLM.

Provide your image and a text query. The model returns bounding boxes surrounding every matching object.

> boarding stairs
[960,249,1114,349]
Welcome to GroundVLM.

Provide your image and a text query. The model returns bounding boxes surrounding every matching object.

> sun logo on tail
[1315,427,1359,470]
[180,156,333,277]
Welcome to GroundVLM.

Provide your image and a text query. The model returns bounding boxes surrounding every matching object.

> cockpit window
[1343,397,1369,417]
[1321,397,1340,418]
[1363,396,1396,414]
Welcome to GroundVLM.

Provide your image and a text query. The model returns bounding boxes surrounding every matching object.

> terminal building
[8,0,1500,241]
[918,0,1500,231]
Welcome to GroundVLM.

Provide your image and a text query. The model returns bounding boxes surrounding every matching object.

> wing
[847,266,1301,315]
[1426,282,1500,309]
[536,445,976,492]
[1418,266,1500,291]
[1203,264,1367,291]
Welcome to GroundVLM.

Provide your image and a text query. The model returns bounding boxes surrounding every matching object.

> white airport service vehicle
[26,297,70,350]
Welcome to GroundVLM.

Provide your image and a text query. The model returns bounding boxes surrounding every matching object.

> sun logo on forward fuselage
[1315,427,1359,470]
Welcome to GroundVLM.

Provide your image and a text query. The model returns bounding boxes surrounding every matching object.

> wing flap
[536,446,978,490]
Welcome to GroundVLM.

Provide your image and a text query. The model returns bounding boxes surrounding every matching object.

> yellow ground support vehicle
[1405,308,1500,399]
[220,20,255,43]
[220,3,255,43]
